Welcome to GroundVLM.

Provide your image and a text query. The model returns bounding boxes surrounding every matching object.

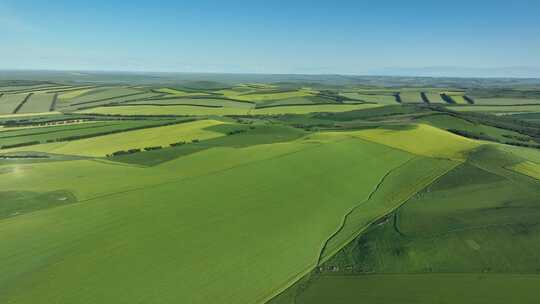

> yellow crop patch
[352,124,481,160]
[5,119,228,157]
[511,161,540,180]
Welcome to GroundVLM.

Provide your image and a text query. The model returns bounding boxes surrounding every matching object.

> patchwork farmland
[1,75,540,304]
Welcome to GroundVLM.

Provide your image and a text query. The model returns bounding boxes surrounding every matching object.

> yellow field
[351,124,481,160]
[511,161,540,180]
[156,88,211,96]
[4,119,228,157]
[58,88,95,100]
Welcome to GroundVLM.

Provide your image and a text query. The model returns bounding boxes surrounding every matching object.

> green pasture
[292,274,540,304]
[0,130,414,304]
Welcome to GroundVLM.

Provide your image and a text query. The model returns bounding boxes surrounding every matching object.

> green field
[0,129,420,304]
[2,76,540,304]
[424,92,446,103]
[18,93,54,113]
[77,103,380,116]
[291,274,540,304]
[0,94,27,114]
[448,104,540,113]
[3,119,227,156]
[399,91,423,103]
[474,98,540,105]
[0,119,182,149]
[339,93,398,105]
[125,97,253,108]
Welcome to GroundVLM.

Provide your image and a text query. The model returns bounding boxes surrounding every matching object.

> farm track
[13,93,33,114]
[315,156,418,266]
[316,154,460,266]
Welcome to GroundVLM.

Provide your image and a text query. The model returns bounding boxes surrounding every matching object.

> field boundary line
[317,158,460,266]
[12,93,33,114]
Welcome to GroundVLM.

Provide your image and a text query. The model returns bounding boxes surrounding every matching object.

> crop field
[474,98,540,105]
[219,88,317,102]
[3,119,228,157]
[449,95,469,104]
[0,84,56,92]
[0,129,422,304]
[339,92,398,105]
[399,91,423,103]
[57,88,98,102]
[423,92,446,103]
[0,119,182,149]
[448,104,540,113]
[417,113,536,144]
[352,124,480,160]
[61,87,144,106]
[290,274,540,304]
[0,94,28,114]
[511,160,540,179]
[1,76,540,304]
[125,97,253,108]
[18,93,54,113]
[155,87,212,96]
[77,103,381,116]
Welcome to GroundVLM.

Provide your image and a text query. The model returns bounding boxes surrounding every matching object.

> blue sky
[1,0,539,76]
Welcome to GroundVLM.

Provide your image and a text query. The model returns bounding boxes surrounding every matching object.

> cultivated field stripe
[12,93,33,114]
